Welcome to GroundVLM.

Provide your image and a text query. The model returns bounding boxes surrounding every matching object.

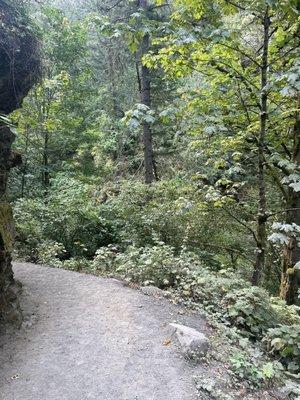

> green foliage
[229,350,284,386]
[93,243,198,288]
[13,176,119,262]
[62,257,91,272]
[100,180,248,270]
[175,268,249,309]
[36,240,66,268]
[222,287,279,337]
[264,325,300,373]
[92,242,249,301]
[92,245,119,274]
[270,298,300,326]
[13,198,45,262]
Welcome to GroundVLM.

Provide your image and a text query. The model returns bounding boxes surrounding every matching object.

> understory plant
[264,324,300,373]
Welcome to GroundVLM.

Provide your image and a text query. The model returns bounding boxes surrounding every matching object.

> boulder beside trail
[170,323,210,360]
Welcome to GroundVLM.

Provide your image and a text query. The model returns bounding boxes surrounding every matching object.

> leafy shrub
[13,178,251,273]
[264,324,300,373]
[93,243,199,288]
[13,198,45,262]
[36,240,65,268]
[91,243,251,314]
[116,244,191,288]
[221,287,279,337]
[43,175,119,258]
[270,297,300,326]
[13,176,120,262]
[229,350,283,386]
[91,245,119,274]
[102,180,249,270]
[176,268,249,312]
[62,257,92,272]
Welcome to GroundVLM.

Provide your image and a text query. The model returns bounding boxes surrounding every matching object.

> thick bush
[62,257,92,272]
[102,180,249,270]
[91,243,251,312]
[36,240,65,267]
[270,298,300,326]
[221,287,279,337]
[221,289,300,341]
[13,176,120,262]
[176,268,250,310]
[13,198,45,262]
[92,245,119,274]
[13,178,252,272]
[264,324,300,373]
[93,243,201,288]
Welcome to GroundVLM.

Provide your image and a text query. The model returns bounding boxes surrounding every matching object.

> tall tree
[138,0,156,184]
[252,6,270,285]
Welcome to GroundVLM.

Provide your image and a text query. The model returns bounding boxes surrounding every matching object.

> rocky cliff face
[0,0,40,324]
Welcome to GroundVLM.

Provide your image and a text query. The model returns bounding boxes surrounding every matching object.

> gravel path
[0,263,208,400]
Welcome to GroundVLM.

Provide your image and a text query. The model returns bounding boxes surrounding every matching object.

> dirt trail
[0,263,207,400]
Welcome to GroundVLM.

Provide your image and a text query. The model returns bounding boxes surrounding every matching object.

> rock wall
[0,0,40,324]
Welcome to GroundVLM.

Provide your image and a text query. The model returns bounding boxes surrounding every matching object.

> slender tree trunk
[252,8,270,285]
[280,110,300,305]
[43,130,50,188]
[107,44,125,167]
[107,45,124,120]
[21,125,29,197]
[139,0,155,184]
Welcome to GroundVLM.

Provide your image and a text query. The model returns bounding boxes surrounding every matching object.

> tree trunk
[107,45,124,120]
[252,8,269,285]
[280,112,300,305]
[43,130,50,188]
[21,125,30,197]
[107,44,125,167]
[139,0,155,184]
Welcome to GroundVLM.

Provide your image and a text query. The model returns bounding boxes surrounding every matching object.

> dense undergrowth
[13,177,300,388]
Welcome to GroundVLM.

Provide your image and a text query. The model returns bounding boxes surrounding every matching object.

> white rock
[170,323,209,360]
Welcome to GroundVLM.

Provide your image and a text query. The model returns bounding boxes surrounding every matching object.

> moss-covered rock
[0,0,40,324]
[0,203,14,252]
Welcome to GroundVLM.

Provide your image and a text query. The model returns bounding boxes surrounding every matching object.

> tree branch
[223,207,259,244]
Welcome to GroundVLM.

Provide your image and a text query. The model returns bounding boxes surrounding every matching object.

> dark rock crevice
[0,0,40,324]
